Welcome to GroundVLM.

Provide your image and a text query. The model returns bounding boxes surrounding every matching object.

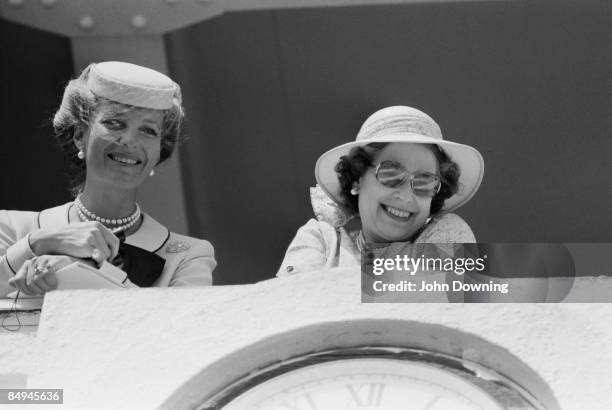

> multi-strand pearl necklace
[74,195,141,234]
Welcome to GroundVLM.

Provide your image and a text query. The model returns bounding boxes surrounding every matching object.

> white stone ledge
[2,268,610,409]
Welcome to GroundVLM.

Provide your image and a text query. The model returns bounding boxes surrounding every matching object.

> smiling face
[75,100,163,190]
[358,143,439,243]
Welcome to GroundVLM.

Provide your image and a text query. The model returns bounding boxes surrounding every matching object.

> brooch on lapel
[166,241,191,253]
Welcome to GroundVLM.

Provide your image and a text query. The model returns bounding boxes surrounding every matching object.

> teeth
[385,205,411,218]
[111,154,138,165]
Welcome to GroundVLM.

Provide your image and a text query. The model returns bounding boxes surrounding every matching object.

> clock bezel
[198,346,543,410]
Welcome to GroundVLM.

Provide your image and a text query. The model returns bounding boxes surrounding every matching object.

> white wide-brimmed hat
[315,106,484,213]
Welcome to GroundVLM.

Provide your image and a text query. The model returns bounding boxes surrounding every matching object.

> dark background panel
[0,18,74,210]
[166,12,304,284]
[166,1,612,284]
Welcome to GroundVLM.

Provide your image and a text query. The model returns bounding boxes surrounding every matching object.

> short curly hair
[334,143,461,215]
[52,73,184,195]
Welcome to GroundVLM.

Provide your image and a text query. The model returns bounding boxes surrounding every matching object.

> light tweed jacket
[1,203,216,297]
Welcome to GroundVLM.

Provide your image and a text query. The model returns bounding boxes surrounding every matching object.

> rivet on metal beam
[40,0,57,7]
[131,15,147,30]
[79,15,95,31]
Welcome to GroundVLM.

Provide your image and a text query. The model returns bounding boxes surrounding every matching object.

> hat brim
[314,133,484,213]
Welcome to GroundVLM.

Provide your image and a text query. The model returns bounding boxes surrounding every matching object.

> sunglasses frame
[374,160,442,197]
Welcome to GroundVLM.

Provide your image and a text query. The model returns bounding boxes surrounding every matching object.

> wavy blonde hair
[52,66,185,195]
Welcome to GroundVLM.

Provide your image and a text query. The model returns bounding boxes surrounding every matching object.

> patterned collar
[352,217,434,252]
[39,203,170,253]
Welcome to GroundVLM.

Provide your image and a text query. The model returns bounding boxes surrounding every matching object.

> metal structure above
[0,0,502,37]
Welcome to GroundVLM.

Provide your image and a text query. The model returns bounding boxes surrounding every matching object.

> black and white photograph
[1,0,611,409]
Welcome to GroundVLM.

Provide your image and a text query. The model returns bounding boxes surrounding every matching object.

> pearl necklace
[74,195,141,234]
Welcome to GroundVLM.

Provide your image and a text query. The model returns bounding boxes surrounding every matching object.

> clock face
[221,359,503,410]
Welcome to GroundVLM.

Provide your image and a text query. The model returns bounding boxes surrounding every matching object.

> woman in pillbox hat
[0,61,216,297]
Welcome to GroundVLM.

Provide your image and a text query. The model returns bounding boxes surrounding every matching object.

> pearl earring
[77,149,85,160]
[149,169,155,177]
[350,185,359,195]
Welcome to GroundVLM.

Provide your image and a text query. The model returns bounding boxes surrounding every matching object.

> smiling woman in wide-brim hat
[1,61,216,297]
[316,105,484,214]
[278,105,484,277]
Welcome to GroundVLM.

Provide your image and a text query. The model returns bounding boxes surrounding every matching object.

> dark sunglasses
[374,160,441,197]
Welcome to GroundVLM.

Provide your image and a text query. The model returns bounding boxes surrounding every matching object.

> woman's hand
[8,255,93,296]
[28,222,120,265]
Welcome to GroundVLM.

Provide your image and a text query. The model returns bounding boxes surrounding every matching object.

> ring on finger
[91,248,102,261]
[34,265,50,276]
[34,264,54,277]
